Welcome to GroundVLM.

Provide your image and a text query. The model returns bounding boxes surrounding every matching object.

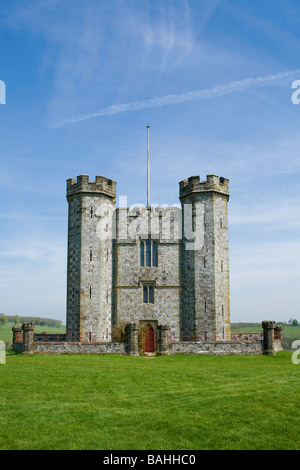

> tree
[13,315,20,325]
[0,314,7,326]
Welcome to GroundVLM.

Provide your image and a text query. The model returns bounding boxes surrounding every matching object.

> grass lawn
[0,351,299,450]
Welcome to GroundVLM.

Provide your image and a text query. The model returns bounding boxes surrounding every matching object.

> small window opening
[140,241,145,267]
[146,239,151,267]
[140,239,158,267]
[143,285,155,304]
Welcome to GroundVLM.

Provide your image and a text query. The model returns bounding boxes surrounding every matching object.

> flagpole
[147,125,150,207]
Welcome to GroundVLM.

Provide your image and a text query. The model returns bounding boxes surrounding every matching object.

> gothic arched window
[143,284,155,304]
[140,239,158,267]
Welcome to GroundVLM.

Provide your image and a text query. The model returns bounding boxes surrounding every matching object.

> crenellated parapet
[179,175,229,200]
[67,175,116,200]
[115,205,182,243]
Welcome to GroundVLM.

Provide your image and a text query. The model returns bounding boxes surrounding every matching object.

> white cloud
[53,69,300,126]
[230,198,300,230]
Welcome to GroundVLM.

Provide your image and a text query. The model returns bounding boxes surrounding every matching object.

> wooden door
[144,324,154,353]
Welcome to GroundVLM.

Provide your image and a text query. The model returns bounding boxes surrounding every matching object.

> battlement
[179,175,229,200]
[66,175,116,199]
[116,206,181,216]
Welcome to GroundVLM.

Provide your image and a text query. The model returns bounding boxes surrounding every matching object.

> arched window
[143,285,148,303]
[149,285,154,304]
[140,239,158,267]
[146,239,151,267]
[140,241,144,267]
[143,284,155,304]
[152,241,157,267]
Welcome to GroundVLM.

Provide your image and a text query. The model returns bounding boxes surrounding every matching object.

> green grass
[0,352,299,450]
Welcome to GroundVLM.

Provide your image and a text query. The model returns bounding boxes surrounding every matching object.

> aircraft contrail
[54,69,300,126]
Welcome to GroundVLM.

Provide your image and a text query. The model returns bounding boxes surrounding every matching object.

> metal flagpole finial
[147,126,150,207]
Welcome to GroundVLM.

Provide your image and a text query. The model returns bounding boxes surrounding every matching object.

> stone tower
[65,172,230,346]
[179,175,230,340]
[66,175,116,341]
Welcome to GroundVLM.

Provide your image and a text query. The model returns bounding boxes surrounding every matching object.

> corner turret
[67,175,116,200]
[179,175,229,200]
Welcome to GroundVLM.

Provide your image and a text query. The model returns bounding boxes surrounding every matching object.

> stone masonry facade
[65,173,231,348]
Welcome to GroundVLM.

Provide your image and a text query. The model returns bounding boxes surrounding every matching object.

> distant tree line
[231,321,299,329]
[230,322,262,329]
[0,314,62,328]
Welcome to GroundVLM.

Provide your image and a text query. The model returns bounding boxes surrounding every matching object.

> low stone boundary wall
[170,340,264,355]
[33,341,126,355]
[12,321,283,356]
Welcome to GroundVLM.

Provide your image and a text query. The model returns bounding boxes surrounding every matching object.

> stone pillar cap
[262,321,276,328]
[22,322,35,331]
[12,326,22,332]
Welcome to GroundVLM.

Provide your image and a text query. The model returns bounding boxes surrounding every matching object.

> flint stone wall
[170,340,264,355]
[32,341,126,355]
[31,340,265,355]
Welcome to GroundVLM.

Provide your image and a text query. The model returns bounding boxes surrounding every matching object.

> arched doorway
[144,324,154,353]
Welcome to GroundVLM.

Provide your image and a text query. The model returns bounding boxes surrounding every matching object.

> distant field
[0,323,66,346]
[0,352,299,450]
[230,324,300,349]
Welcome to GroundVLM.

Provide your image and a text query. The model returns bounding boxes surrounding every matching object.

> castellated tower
[66,175,116,342]
[65,172,230,347]
[179,175,230,341]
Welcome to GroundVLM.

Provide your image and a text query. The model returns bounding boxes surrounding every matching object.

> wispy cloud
[230,198,300,230]
[53,69,300,126]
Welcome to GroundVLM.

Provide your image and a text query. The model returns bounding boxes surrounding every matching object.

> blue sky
[0,0,299,323]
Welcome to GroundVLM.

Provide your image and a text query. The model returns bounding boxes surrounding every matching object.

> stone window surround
[141,281,155,304]
[140,238,158,267]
